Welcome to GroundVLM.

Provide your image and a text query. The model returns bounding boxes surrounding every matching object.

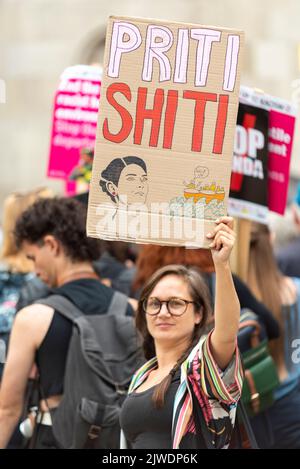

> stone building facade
[0,0,299,214]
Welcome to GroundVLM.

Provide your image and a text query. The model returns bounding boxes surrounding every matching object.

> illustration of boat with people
[184,181,225,204]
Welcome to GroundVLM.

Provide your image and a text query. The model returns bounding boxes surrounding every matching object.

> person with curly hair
[0,197,136,449]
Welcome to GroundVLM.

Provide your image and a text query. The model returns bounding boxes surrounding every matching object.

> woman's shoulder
[129,357,158,389]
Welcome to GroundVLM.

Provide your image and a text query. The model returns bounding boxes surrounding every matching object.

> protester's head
[14,197,102,287]
[0,187,53,273]
[136,264,212,408]
[133,245,214,293]
[99,156,148,205]
[104,241,138,264]
[80,147,94,165]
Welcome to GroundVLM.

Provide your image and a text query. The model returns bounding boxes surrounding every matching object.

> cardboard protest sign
[47,65,102,195]
[87,16,244,247]
[229,87,297,222]
[229,92,269,223]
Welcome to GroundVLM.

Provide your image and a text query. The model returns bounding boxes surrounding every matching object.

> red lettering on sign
[103,83,133,143]
[230,113,257,192]
[183,91,217,152]
[103,83,229,154]
[163,90,178,149]
[213,94,228,154]
[133,87,164,147]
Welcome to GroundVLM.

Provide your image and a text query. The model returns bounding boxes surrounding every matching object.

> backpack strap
[236,401,259,449]
[35,294,125,389]
[35,294,83,322]
[35,295,102,354]
[107,291,129,317]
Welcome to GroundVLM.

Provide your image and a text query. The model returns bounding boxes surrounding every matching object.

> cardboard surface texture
[87,16,244,247]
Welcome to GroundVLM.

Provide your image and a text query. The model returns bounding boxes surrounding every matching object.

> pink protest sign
[268,108,296,214]
[47,65,102,195]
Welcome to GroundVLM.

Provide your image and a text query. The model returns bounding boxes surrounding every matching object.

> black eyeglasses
[143,297,196,317]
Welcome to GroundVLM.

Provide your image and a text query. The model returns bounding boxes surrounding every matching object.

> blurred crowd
[0,185,299,449]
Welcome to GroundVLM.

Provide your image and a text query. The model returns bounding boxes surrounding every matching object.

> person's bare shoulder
[14,304,55,349]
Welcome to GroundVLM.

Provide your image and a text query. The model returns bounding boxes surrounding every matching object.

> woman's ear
[107,182,118,198]
[194,306,203,325]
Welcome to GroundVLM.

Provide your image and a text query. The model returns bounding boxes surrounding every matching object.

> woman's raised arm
[206,216,240,370]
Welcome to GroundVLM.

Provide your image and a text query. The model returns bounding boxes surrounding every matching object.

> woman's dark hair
[14,197,102,262]
[99,156,147,202]
[136,264,213,409]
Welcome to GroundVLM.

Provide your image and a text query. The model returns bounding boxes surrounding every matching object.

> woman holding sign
[120,216,244,449]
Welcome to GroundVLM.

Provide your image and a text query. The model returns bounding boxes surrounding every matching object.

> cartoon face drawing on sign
[193,165,209,190]
[184,166,209,191]
[99,156,148,206]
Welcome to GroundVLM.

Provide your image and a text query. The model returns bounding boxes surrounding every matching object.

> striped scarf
[123,331,243,449]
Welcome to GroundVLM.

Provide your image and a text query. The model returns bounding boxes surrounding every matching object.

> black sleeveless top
[35,278,133,398]
[120,370,200,449]
[120,371,180,449]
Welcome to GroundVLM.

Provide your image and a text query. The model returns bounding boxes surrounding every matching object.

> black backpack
[37,291,145,449]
